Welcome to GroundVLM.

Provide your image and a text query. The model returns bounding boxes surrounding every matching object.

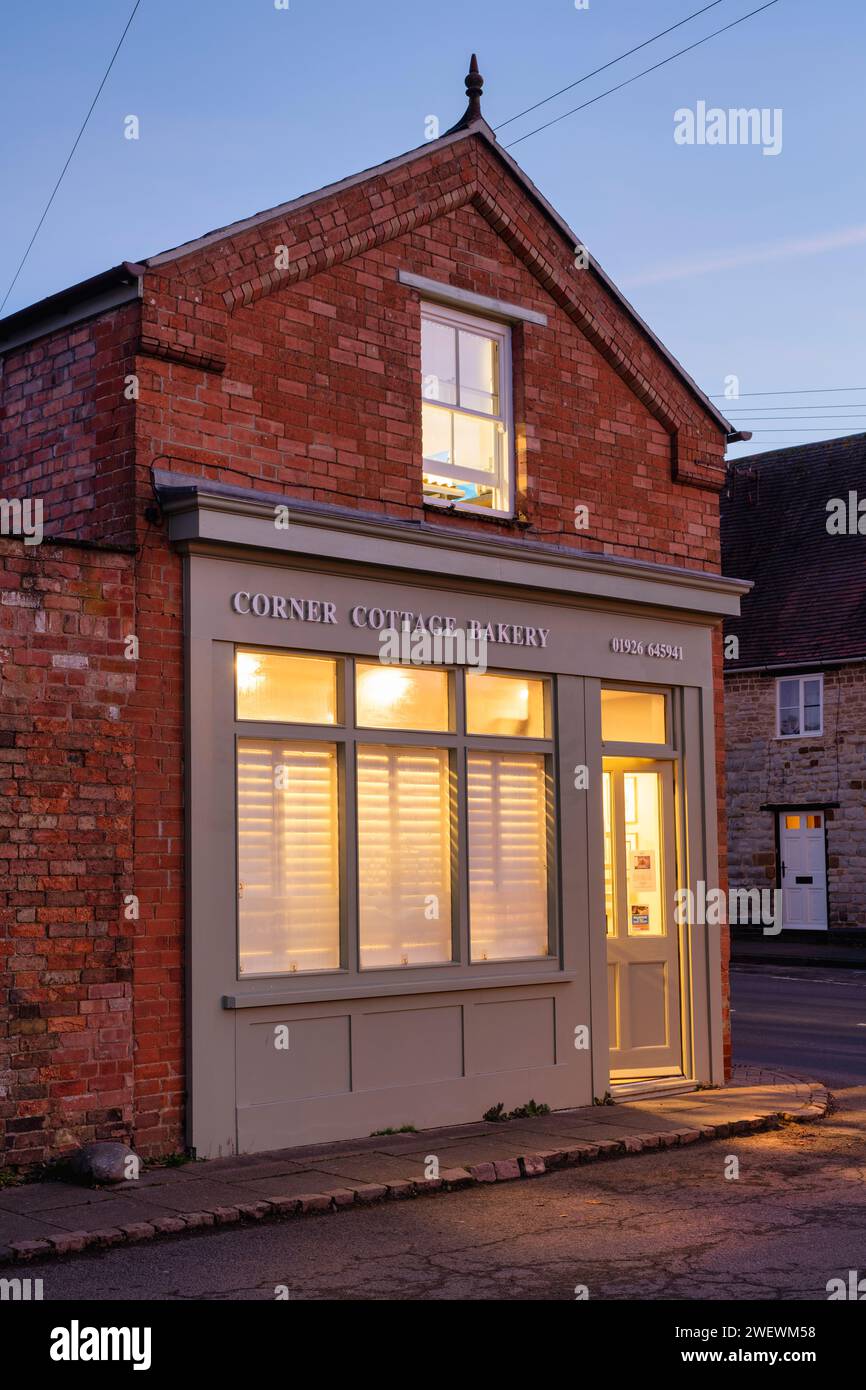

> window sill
[422,501,532,530]
[223,967,574,1008]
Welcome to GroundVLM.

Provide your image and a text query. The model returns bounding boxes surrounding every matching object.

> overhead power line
[0,0,143,316]
[725,403,866,412]
[711,385,866,398]
[504,0,781,149]
[736,429,866,434]
[728,415,866,422]
[496,0,728,129]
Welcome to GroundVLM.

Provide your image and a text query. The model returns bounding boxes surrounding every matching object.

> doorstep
[0,1065,829,1266]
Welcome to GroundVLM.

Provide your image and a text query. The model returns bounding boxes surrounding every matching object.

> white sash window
[421,302,513,516]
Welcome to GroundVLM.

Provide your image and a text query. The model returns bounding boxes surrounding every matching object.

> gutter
[725,656,866,675]
[0,262,144,354]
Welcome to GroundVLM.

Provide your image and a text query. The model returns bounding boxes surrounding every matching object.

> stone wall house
[0,61,743,1166]
[722,432,866,940]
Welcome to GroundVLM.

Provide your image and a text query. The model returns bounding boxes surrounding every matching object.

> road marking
[732,969,866,987]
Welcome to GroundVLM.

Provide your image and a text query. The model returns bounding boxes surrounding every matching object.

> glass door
[603,759,682,1078]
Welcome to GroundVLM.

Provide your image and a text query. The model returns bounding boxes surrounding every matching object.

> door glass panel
[624,772,664,936]
[806,813,822,829]
[785,814,801,830]
[602,689,666,744]
[603,771,615,936]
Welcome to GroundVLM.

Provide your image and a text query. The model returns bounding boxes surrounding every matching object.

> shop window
[357,745,453,967]
[421,302,512,516]
[355,662,451,731]
[465,672,548,738]
[237,740,340,975]
[234,655,555,977]
[601,688,667,745]
[777,675,823,737]
[467,751,550,961]
[236,649,339,725]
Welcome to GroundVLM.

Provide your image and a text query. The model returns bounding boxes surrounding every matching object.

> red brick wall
[127,529,185,1157]
[134,138,724,565]
[0,538,136,1166]
[0,303,139,547]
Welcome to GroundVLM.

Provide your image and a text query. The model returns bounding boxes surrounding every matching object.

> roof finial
[445,54,485,134]
[465,54,484,122]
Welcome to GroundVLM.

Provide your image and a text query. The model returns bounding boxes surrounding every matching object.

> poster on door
[630,903,650,931]
[629,849,657,892]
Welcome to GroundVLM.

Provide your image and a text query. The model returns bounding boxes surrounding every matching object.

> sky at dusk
[3,0,864,455]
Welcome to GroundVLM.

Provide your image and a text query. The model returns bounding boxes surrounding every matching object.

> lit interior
[357,745,453,968]
[355,662,450,731]
[601,688,666,744]
[468,751,549,961]
[624,771,663,936]
[236,649,338,724]
[466,672,547,738]
[237,740,341,975]
[603,770,615,936]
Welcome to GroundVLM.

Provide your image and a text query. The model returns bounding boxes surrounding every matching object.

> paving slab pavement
[0,1066,829,1266]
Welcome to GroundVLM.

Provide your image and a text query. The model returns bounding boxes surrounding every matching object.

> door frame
[774,806,830,931]
[604,758,683,1079]
[586,679,719,1100]
[583,678,722,1100]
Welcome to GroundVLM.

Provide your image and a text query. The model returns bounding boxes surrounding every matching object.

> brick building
[722,432,866,942]
[0,62,746,1166]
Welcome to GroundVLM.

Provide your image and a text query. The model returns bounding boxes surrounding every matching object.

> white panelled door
[779,811,828,929]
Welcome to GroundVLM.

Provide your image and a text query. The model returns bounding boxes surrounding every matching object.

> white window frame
[420,301,514,518]
[776,674,824,739]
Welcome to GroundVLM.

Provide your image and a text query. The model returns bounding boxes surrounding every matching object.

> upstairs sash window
[421,303,512,515]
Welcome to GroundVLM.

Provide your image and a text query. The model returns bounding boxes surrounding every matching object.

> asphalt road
[20,965,866,1302]
[31,1087,866,1301]
[731,965,866,1087]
